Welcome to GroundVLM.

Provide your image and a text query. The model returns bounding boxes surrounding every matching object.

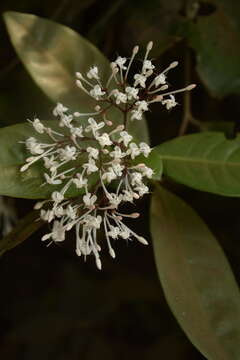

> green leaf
[3,11,149,143]
[202,121,235,136]
[151,185,240,359]
[155,132,240,196]
[179,0,240,97]
[0,210,43,256]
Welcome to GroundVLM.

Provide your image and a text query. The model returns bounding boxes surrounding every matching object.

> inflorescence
[20,41,195,269]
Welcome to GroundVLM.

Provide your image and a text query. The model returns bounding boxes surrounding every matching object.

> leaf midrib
[160,154,240,166]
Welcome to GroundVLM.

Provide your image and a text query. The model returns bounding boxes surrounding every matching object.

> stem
[178,47,204,135]
[178,47,192,136]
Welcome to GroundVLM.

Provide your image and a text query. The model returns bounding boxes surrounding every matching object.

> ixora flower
[20,41,195,270]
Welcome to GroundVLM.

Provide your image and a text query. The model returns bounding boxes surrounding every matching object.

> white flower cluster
[21,108,152,269]
[21,41,195,269]
[76,41,196,122]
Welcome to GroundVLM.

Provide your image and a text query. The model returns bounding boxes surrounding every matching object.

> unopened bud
[137,236,148,245]
[133,45,139,54]
[186,84,196,91]
[95,105,101,111]
[76,72,83,79]
[160,84,169,91]
[105,120,113,126]
[109,248,116,258]
[96,258,102,270]
[20,164,29,172]
[169,61,179,69]
[147,41,153,52]
[34,201,45,210]
[76,79,83,88]
[130,212,140,218]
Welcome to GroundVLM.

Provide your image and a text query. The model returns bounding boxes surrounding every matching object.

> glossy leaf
[3,11,149,143]
[179,0,240,97]
[155,132,240,196]
[151,185,240,358]
[0,210,43,256]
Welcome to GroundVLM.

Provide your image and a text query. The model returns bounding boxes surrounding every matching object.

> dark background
[0,0,240,358]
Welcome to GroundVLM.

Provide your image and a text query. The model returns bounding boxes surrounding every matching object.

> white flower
[139,142,151,157]
[107,193,122,208]
[136,100,148,112]
[54,206,65,217]
[112,163,124,177]
[127,143,140,159]
[72,173,88,188]
[26,137,44,155]
[97,133,112,147]
[119,131,133,147]
[40,209,54,222]
[119,229,131,239]
[110,146,125,160]
[162,95,177,110]
[85,118,105,135]
[70,126,84,138]
[65,205,77,219]
[83,193,97,208]
[138,165,153,178]
[122,190,135,202]
[134,184,149,196]
[131,172,143,186]
[53,103,68,117]
[59,114,73,128]
[112,89,127,104]
[28,118,45,134]
[101,168,117,183]
[107,226,120,239]
[87,66,99,80]
[87,147,99,159]
[43,156,58,172]
[154,73,166,86]
[59,146,77,161]
[131,110,143,121]
[51,191,64,203]
[125,86,139,100]
[90,85,106,99]
[134,74,147,88]
[44,173,62,185]
[42,220,66,242]
[114,56,127,69]
[142,60,155,74]
[82,214,102,229]
[83,158,98,174]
